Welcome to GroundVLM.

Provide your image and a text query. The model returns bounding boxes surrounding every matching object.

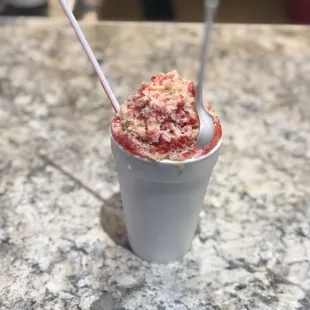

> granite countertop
[0,20,310,310]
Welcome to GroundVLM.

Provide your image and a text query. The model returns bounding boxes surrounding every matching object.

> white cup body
[111,137,221,263]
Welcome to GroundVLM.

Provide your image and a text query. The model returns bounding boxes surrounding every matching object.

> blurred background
[0,0,310,24]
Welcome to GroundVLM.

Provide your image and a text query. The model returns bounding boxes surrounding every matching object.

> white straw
[59,0,120,112]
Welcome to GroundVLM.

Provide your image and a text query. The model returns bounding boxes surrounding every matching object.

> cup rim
[110,132,222,166]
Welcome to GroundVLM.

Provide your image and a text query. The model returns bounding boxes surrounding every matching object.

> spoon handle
[196,0,219,105]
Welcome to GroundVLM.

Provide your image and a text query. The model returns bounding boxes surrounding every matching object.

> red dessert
[111,71,222,161]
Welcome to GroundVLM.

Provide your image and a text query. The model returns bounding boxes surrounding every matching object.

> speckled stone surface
[0,20,310,310]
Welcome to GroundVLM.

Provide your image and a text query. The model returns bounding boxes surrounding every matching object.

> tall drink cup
[111,136,221,263]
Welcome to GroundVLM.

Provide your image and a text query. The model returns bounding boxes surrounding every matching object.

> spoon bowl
[196,95,214,147]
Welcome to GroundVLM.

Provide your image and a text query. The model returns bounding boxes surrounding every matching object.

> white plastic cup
[111,136,221,263]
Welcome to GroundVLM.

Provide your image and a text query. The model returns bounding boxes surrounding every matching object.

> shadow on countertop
[100,192,130,249]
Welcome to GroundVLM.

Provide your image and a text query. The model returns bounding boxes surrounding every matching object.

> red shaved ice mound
[111,71,222,161]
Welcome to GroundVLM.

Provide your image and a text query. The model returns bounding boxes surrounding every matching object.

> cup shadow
[99,192,131,250]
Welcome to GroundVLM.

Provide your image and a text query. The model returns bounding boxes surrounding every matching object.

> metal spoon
[196,0,219,148]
